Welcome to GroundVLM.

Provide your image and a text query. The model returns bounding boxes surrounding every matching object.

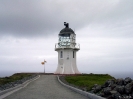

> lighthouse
[54,22,80,74]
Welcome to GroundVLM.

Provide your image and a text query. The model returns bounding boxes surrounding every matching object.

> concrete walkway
[3,75,89,99]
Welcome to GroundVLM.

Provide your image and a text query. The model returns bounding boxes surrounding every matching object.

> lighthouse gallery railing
[55,43,80,50]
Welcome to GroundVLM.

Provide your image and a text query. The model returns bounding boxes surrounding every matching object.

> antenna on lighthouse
[64,22,69,28]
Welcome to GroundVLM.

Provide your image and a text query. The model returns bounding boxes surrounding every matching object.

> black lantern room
[58,22,76,46]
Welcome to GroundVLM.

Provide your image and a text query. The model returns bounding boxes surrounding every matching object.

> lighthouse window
[73,51,74,58]
[60,51,63,58]
[59,36,70,46]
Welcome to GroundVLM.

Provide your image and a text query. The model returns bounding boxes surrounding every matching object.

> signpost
[41,60,47,73]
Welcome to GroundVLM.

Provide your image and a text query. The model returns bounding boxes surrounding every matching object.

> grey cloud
[0,0,63,37]
[0,0,133,38]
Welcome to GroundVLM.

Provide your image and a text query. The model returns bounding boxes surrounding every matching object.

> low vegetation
[0,73,33,86]
[65,74,115,91]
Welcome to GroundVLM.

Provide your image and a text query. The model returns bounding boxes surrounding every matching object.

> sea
[86,72,133,79]
[0,71,133,79]
[109,72,133,79]
[0,71,16,77]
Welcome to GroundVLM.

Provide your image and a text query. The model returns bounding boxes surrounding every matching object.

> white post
[44,64,45,73]
[41,60,47,73]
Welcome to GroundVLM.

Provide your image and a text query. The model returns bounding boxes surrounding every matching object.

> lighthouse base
[54,64,81,74]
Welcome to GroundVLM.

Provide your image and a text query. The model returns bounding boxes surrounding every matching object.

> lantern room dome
[59,22,75,36]
[60,27,75,34]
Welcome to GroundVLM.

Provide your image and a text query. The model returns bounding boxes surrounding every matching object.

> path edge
[0,75,40,99]
[57,75,106,99]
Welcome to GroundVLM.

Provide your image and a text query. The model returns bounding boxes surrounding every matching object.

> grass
[65,74,115,91]
[0,73,33,86]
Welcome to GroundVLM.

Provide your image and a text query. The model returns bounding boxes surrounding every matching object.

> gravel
[3,75,89,99]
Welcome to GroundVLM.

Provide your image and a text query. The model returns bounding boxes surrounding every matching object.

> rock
[124,77,132,85]
[107,96,114,99]
[92,84,102,93]
[90,90,94,93]
[108,79,115,87]
[116,78,124,86]
[103,87,112,95]
[82,87,87,91]
[111,92,121,99]
[90,77,133,99]
[91,84,102,93]
[0,86,3,91]
[131,92,133,97]
[111,84,117,90]
[92,84,98,90]
[122,95,133,99]
[110,90,117,94]
[0,85,4,91]
[130,81,133,85]
[103,81,109,88]
[103,79,115,88]
[98,92,105,97]
[116,85,125,94]
[125,82,133,94]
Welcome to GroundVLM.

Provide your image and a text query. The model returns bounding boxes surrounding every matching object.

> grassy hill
[64,74,115,91]
[0,73,33,85]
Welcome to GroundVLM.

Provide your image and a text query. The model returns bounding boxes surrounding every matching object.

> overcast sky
[0,0,133,77]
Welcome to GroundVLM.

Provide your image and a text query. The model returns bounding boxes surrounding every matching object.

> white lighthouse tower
[54,22,80,74]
